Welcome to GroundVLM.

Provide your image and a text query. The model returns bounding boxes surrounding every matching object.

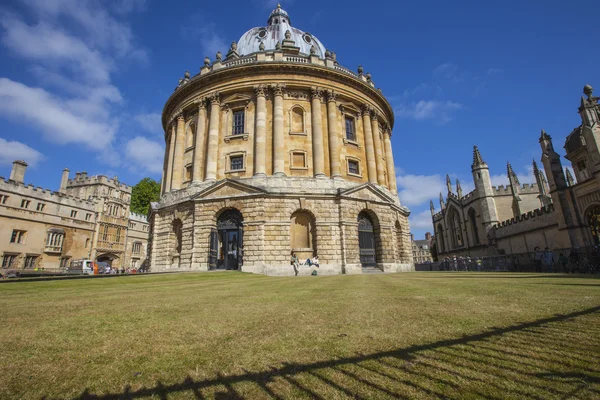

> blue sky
[0,0,598,239]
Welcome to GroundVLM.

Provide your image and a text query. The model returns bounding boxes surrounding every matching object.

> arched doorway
[358,211,377,268]
[96,253,118,268]
[587,205,600,245]
[215,209,243,270]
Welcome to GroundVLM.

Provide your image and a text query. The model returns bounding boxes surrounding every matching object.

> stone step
[362,267,384,274]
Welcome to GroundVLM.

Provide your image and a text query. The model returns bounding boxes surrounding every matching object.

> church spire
[565,167,575,186]
[472,145,485,169]
[430,200,435,216]
[507,162,520,186]
[446,174,452,193]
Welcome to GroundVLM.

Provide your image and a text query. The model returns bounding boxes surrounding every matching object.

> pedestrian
[558,253,568,273]
[542,247,554,272]
[291,252,299,276]
[533,247,543,272]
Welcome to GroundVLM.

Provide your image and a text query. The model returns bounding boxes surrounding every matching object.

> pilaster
[171,114,185,190]
[326,90,342,179]
[310,87,326,178]
[192,98,207,183]
[205,92,221,181]
[361,105,377,183]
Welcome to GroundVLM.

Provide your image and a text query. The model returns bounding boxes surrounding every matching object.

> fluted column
[254,85,267,177]
[170,114,185,190]
[272,84,285,176]
[205,92,221,181]
[310,87,325,178]
[326,90,341,179]
[192,98,207,183]
[361,106,377,183]
[165,124,176,192]
[383,127,397,192]
[371,112,386,185]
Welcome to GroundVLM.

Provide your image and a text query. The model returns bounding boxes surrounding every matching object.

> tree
[130,178,160,215]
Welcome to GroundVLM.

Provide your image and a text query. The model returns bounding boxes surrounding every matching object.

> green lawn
[1,272,599,399]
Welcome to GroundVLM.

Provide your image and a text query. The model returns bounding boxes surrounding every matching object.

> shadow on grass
[71,306,600,399]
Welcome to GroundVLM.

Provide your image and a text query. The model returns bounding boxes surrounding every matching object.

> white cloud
[0,138,44,167]
[487,68,502,75]
[409,209,434,231]
[134,113,163,136]
[125,137,164,175]
[397,173,446,207]
[433,62,458,79]
[395,100,462,122]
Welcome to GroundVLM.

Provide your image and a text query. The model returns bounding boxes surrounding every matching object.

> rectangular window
[185,165,192,181]
[345,117,356,141]
[232,110,245,135]
[348,160,360,175]
[2,254,18,269]
[129,222,135,229]
[0,194,8,204]
[85,213,92,221]
[102,225,109,241]
[36,203,45,212]
[230,155,244,171]
[70,210,77,218]
[10,230,26,244]
[133,242,141,254]
[24,255,37,269]
[116,228,122,243]
[291,152,306,169]
[20,199,30,208]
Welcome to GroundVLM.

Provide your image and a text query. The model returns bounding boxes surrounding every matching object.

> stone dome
[237,4,327,58]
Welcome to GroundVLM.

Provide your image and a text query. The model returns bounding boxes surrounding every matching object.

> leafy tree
[130,177,161,215]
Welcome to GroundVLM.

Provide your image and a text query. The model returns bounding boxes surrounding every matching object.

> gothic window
[587,206,600,245]
[232,110,244,135]
[345,116,356,141]
[45,228,65,252]
[116,228,122,243]
[468,208,479,245]
[436,224,445,253]
[448,208,463,249]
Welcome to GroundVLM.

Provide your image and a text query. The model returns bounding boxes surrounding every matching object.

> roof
[237,6,327,58]
[413,240,431,249]
[564,125,583,155]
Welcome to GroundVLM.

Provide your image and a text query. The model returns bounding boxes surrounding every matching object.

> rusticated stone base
[148,177,414,276]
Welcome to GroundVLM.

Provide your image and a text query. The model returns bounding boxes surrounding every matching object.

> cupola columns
[310,88,325,178]
[326,90,342,179]
[192,99,208,183]
[205,93,221,181]
[371,112,386,185]
[165,125,176,193]
[272,85,286,176]
[171,114,185,190]
[254,85,267,177]
[361,106,377,183]
[383,128,397,192]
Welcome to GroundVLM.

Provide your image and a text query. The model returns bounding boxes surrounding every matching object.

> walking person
[542,247,554,273]
[533,247,543,272]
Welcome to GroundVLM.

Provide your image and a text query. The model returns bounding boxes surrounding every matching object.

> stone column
[326,90,341,179]
[170,114,185,190]
[165,124,176,192]
[383,127,398,192]
[253,85,267,177]
[272,84,285,176]
[310,87,325,178]
[205,92,221,181]
[192,98,207,183]
[371,111,386,185]
[361,106,377,184]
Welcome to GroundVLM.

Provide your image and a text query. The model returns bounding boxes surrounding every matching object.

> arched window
[587,206,600,245]
[290,106,304,134]
[448,208,463,249]
[45,228,65,252]
[436,224,445,253]
[290,211,315,259]
[172,219,183,254]
[186,119,196,148]
[468,208,479,244]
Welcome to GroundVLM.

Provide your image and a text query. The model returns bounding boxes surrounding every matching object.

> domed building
[148,5,414,275]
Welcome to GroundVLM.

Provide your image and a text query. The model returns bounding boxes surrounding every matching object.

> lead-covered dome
[237,4,327,58]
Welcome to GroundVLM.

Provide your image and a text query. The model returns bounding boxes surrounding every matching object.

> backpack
[311,270,318,276]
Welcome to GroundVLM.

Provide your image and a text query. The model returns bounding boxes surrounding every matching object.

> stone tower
[471,146,498,229]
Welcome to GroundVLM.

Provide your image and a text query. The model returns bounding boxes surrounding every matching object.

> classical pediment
[191,179,266,200]
[221,93,253,106]
[338,183,396,204]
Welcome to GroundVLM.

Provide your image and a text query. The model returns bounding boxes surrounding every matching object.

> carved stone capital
[194,97,207,109]
[370,110,379,121]
[208,92,220,105]
[325,89,337,102]
[310,87,323,101]
[254,84,267,98]
[361,104,372,116]
[271,84,286,97]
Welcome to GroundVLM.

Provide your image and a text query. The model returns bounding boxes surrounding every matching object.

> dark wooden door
[358,214,376,267]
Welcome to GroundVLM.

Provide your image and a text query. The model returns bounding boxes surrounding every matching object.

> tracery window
[469,208,479,245]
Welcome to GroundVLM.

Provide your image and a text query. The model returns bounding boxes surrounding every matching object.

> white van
[69,260,95,275]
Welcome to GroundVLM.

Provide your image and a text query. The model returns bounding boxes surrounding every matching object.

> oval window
[258,29,267,38]
[303,34,312,44]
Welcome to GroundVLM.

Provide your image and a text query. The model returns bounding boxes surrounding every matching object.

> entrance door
[216,209,243,270]
[358,212,376,268]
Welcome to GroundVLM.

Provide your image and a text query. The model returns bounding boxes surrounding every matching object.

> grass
[1,272,599,399]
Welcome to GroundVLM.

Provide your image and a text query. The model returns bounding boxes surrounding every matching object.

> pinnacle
[472,145,484,167]
[565,168,575,186]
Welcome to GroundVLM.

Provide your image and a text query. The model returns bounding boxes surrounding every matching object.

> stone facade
[431,84,600,257]
[0,162,149,270]
[412,233,433,263]
[149,6,414,276]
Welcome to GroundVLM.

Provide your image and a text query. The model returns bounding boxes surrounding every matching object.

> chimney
[410,233,414,242]
[59,168,70,193]
[75,171,81,179]
[425,232,432,241]
[9,160,28,184]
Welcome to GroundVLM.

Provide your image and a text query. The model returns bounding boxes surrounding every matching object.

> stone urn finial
[331,51,337,61]
[285,30,291,40]
[366,72,372,81]
[325,49,331,59]
[275,41,281,50]
[184,70,190,79]
[204,56,210,66]
[310,45,316,55]
[216,51,222,62]
[358,65,364,75]
[584,84,594,99]
[259,41,265,51]
[230,41,237,52]
[178,77,183,86]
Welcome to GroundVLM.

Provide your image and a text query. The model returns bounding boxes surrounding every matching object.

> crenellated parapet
[67,172,132,193]
[0,177,98,209]
[492,183,539,195]
[493,204,555,229]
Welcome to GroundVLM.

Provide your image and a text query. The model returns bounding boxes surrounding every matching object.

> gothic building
[431,84,600,257]
[148,5,414,275]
